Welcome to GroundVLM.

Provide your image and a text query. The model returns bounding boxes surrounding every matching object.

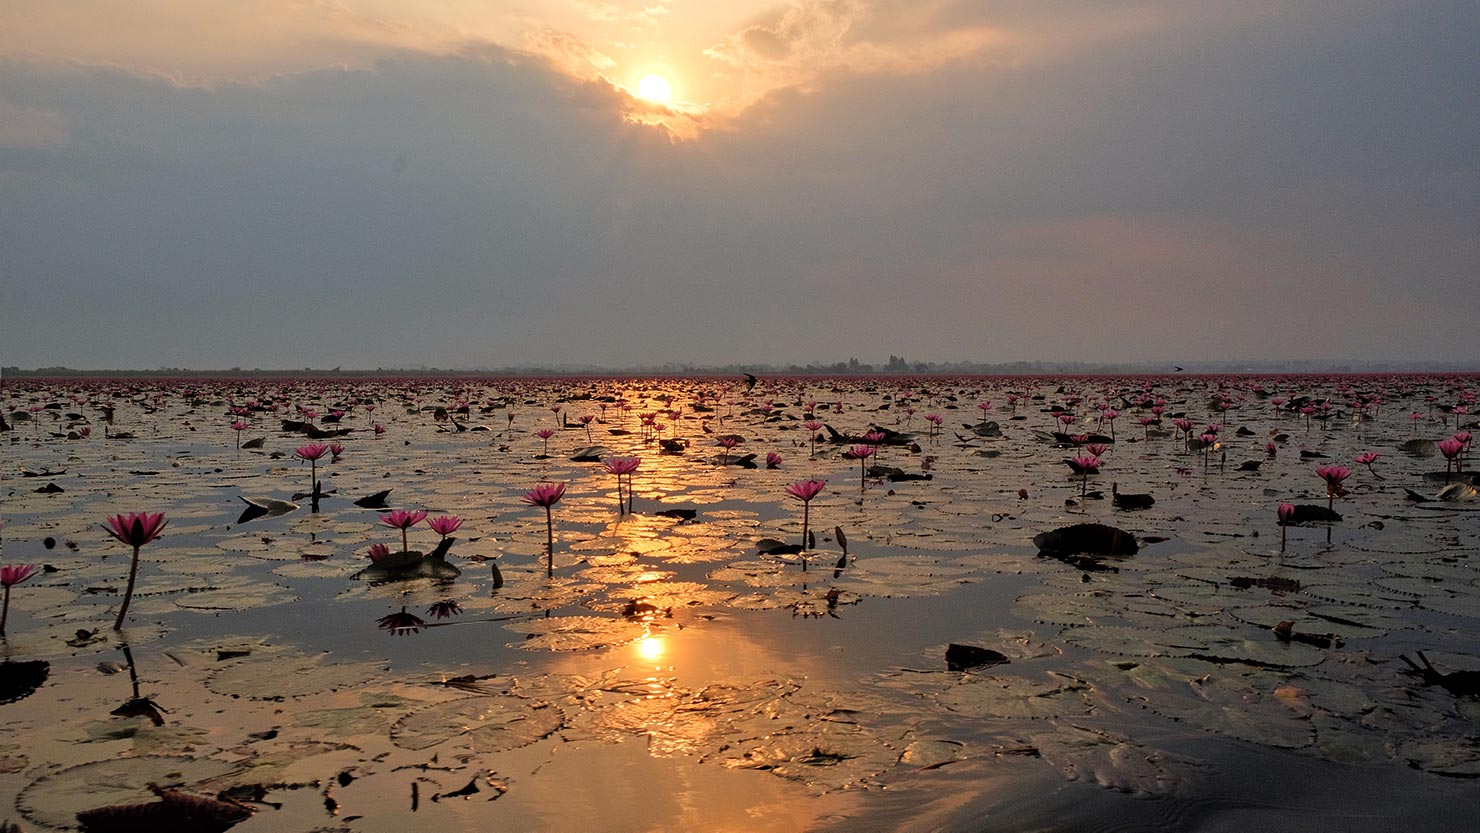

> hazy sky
[2,1,1476,370]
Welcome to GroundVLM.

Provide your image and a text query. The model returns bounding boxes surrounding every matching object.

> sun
[635,74,672,105]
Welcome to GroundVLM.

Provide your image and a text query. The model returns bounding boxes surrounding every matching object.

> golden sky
[1,1,1476,370]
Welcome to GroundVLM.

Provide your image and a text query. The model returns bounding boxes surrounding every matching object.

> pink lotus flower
[784,479,827,555]
[785,479,827,502]
[1277,502,1296,550]
[373,423,386,435]
[1067,455,1101,475]
[522,482,566,507]
[523,482,567,576]
[766,452,782,469]
[427,515,463,538]
[863,430,886,446]
[1266,441,1277,457]
[536,428,555,457]
[1085,443,1109,458]
[803,420,824,455]
[0,563,36,588]
[1069,454,1100,497]
[367,543,393,563]
[427,600,462,619]
[1354,452,1383,480]
[0,563,38,636]
[294,444,331,510]
[102,511,168,631]
[295,443,331,461]
[104,512,169,548]
[329,442,345,460]
[380,509,428,552]
[603,456,640,514]
[1316,465,1350,510]
[603,456,640,476]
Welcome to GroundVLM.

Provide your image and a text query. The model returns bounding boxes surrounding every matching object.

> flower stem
[113,545,142,631]
[545,506,555,578]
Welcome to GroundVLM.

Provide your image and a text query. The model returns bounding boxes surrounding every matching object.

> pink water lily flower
[427,515,463,538]
[766,452,782,469]
[803,420,825,455]
[380,509,428,552]
[0,564,37,588]
[1316,465,1351,510]
[1354,452,1383,480]
[294,444,332,510]
[1,563,38,636]
[294,443,331,461]
[104,511,169,548]
[784,479,827,557]
[102,511,168,631]
[603,456,641,514]
[603,456,640,476]
[523,482,568,577]
[1277,502,1297,550]
[367,543,393,563]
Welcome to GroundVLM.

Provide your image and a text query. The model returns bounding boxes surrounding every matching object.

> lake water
[1,374,1477,831]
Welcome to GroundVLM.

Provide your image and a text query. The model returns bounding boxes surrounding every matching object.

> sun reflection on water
[636,634,665,662]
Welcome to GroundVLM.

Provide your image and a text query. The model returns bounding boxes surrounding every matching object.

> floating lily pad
[206,651,385,699]
[390,697,562,751]
[936,672,1094,719]
[18,756,243,830]
[504,614,647,651]
[1030,723,1185,796]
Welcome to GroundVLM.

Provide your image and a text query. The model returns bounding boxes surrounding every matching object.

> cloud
[1,1,1477,369]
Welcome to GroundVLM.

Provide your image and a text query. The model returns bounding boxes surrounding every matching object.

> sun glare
[636,636,665,662]
[635,74,672,105]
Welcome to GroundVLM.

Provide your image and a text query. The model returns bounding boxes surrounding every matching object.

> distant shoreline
[5,364,1479,380]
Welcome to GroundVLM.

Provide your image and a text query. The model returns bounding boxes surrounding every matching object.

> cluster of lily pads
[1,372,1478,830]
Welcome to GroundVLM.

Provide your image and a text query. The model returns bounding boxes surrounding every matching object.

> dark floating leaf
[568,446,612,462]
[655,508,697,522]
[235,497,298,524]
[1280,504,1342,523]
[0,659,50,705]
[1111,484,1155,510]
[1400,651,1480,696]
[1034,524,1139,556]
[755,538,803,556]
[945,643,1010,671]
[76,786,253,833]
[353,489,392,508]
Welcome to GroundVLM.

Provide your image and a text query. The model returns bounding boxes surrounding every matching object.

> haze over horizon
[2,1,1476,371]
